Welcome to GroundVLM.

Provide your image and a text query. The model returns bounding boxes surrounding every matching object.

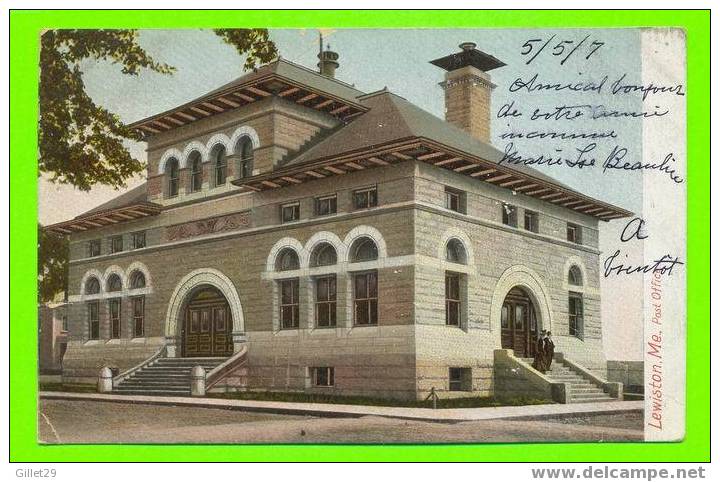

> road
[38,399,643,444]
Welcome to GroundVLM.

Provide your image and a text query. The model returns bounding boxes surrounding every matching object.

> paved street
[38,399,644,444]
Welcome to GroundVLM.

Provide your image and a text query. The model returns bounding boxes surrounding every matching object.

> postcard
[36,26,687,445]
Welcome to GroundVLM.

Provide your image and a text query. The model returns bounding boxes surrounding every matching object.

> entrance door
[500,287,538,358]
[182,288,233,357]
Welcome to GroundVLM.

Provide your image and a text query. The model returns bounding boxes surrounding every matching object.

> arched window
[85,277,101,295]
[236,136,254,179]
[311,243,337,267]
[212,145,227,186]
[350,237,378,263]
[568,265,583,286]
[275,248,300,271]
[167,158,180,197]
[189,152,203,192]
[129,271,146,289]
[445,238,467,265]
[107,274,123,292]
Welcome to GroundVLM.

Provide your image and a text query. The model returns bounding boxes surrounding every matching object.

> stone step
[113,389,191,396]
[111,356,227,397]
[568,387,606,394]
[118,379,190,386]
[568,397,615,403]
[569,391,612,399]
[548,375,584,380]
[154,358,225,364]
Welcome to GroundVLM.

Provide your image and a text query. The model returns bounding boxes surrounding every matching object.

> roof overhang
[232,138,632,221]
[128,73,369,137]
[45,203,162,235]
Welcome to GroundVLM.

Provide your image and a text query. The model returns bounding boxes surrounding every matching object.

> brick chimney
[430,42,505,143]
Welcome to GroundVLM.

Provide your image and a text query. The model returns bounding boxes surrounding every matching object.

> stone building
[47,43,631,402]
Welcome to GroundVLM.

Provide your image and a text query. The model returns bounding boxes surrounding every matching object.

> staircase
[520,357,616,403]
[113,357,225,396]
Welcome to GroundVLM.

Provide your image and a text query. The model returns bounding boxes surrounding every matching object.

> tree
[37,29,277,301]
[38,223,68,303]
[39,28,277,191]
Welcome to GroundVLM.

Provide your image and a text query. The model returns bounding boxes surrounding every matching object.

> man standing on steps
[532,330,547,373]
[544,332,555,372]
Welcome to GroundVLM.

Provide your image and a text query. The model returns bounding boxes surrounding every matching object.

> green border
[11,9,710,462]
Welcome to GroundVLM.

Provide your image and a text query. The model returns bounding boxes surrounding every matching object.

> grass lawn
[39,382,97,393]
[207,391,553,408]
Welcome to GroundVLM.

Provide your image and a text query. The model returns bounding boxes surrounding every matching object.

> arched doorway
[182,286,233,357]
[500,287,539,358]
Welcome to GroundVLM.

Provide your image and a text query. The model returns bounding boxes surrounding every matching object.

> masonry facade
[50,44,630,401]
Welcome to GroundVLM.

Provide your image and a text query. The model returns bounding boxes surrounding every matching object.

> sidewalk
[40,391,643,422]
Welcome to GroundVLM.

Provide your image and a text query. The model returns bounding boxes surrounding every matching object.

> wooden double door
[500,287,538,358]
[182,288,233,357]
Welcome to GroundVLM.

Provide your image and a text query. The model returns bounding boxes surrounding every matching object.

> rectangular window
[61,315,68,332]
[279,279,300,329]
[239,159,252,179]
[445,273,461,327]
[569,292,584,338]
[353,271,378,326]
[87,302,99,340]
[524,210,539,233]
[132,296,145,338]
[131,231,146,250]
[315,195,337,216]
[215,161,227,186]
[168,173,179,198]
[281,203,300,223]
[88,239,101,257]
[502,203,518,227]
[353,186,378,210]
[312,367,335,387]
[109,298,121,339]
[567,223,582,244]
[315,276,337,328]
[444,187,465,213]
[190,162,203,192]
[110,235,123,254]
[449,367,471,391]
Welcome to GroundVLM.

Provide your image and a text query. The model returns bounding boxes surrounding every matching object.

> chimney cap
[430,43,506,73]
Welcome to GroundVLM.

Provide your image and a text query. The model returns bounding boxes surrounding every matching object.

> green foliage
[213,29,278,71]
[208,391,554,408]
[37,223,68,303]
[39,30,171,191]
[39,29,277,191]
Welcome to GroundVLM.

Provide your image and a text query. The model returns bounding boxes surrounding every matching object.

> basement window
[449,367,472,391]
[312,367,335,387]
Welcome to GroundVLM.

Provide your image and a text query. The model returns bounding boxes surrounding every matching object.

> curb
[39,391,644,423]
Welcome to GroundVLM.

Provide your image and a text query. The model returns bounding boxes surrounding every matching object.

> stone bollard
[190,365,206,397]
[98,366,113,393]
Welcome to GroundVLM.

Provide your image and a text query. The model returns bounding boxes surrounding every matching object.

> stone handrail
[556,353,623,399]
[206,344,248,390]
[494,349,569,403]
[112,344,167,386]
